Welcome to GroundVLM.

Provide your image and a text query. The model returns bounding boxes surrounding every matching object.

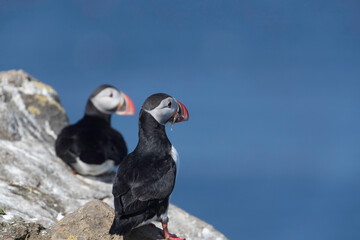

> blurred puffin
[109,93,189,240]
[55,84,135,176]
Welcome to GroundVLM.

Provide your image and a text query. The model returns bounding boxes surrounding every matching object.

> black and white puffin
[109,93,189,240]
[55,84,135,176]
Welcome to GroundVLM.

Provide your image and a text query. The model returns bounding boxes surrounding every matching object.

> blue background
[1,1,359,239]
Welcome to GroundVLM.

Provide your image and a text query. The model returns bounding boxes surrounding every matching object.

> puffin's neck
[136,110,171,153]
[84,100,111,124]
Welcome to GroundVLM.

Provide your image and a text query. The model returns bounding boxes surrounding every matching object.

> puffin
[55,84,135,176]
[109,93,189,240]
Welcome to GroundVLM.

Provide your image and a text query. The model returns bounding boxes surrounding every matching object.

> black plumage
[110,93,189,240]
[55,85,134,176]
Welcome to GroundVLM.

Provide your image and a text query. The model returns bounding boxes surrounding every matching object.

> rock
[166,205,227,240]
[0,70,114,228]
[0,214,46,240]
[42,200,167,240]
[43,200,122,240]
[0,70,228,240]
[41,200,228,240]
[0,69,67,142]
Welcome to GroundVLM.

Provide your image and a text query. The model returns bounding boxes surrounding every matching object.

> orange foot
[162,222,185,240]
[164,233,185,240]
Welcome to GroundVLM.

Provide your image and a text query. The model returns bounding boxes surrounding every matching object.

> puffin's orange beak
[173,99,189,123]
[116,92,135,115]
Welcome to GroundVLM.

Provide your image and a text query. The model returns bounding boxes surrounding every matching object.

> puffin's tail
[110,196,156,236]
[109,213,146,236]
[109,215,131,235]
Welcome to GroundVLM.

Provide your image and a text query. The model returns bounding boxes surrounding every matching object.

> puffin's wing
[106,129,128,164]
[113,154,176,214]
[55,126,79,164]
[131,158,176,201]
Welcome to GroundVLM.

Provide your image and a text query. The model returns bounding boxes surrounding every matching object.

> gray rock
[166,205,228,240]
[0,69,68,142]
[43,200,123,240]
[0,214,46,240]
[42,200,168,240]
[0,70,114,228]
[0,70,228,240]
[41,200,228,240]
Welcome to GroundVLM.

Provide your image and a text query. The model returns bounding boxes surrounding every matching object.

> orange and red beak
[173,99,189,123]
[116,92,135,115]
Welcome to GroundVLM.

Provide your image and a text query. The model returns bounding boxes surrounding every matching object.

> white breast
[71,158,115,176]
[170,145,179,171]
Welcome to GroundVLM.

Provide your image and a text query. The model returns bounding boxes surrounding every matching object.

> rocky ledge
[0,70,228,240]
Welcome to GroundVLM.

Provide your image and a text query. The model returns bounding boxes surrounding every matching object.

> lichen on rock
[0,214,46,240]
[27,105,42,115]
[0,70,68,142]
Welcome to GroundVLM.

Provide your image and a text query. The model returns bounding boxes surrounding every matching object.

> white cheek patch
[145,98,177,125]
[91,89,122,114]
[145,107,174,125]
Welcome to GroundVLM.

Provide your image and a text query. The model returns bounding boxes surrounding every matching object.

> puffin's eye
[109,92,113,98]
[168,101,172,108]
